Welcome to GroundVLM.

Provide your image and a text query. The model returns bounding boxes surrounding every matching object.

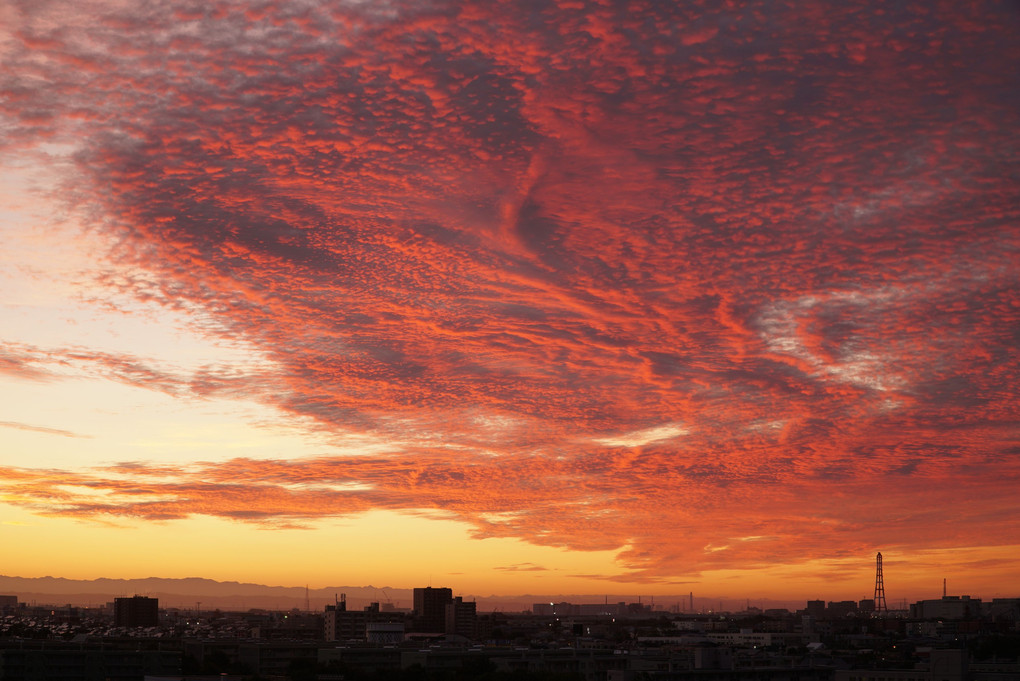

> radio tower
[873,552,888,613]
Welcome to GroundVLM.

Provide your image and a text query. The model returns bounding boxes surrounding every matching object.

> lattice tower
[873,552,888,612]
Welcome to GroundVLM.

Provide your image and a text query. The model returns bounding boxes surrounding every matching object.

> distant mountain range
[0,575,796,612]
[0,575,414,611]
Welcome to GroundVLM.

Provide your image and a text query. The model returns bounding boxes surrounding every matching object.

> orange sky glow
[1,0,1018,605]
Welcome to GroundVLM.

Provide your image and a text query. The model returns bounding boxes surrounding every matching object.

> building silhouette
[324,596,402,641]
[0,595,17,614]
[910,594,982,620]
[804,600,825,619]
[113,596,158,627]
[413,587,452,633]
[445,596,477,638]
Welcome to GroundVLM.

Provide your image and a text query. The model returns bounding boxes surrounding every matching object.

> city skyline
[0,572,1011,616]
[2,1,1019,598]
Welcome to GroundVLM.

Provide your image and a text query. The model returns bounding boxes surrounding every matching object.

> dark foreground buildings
[1,590,1018,681]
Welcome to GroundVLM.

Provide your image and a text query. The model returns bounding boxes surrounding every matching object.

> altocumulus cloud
[1,0,1018,579]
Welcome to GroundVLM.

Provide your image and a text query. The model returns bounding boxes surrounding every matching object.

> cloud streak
[0,421,91,439]
[1,0,1018,582]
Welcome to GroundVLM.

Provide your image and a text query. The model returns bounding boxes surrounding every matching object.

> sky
[1,0,1019,604]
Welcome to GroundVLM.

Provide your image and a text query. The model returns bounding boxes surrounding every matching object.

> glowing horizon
[1,0,1018,601]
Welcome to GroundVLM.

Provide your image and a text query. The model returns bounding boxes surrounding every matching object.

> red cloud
[2,0,1019,581]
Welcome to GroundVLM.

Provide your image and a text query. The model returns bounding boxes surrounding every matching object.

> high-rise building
[413,587,453,633]
[114,596,159,627]
[445,596,477,638]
